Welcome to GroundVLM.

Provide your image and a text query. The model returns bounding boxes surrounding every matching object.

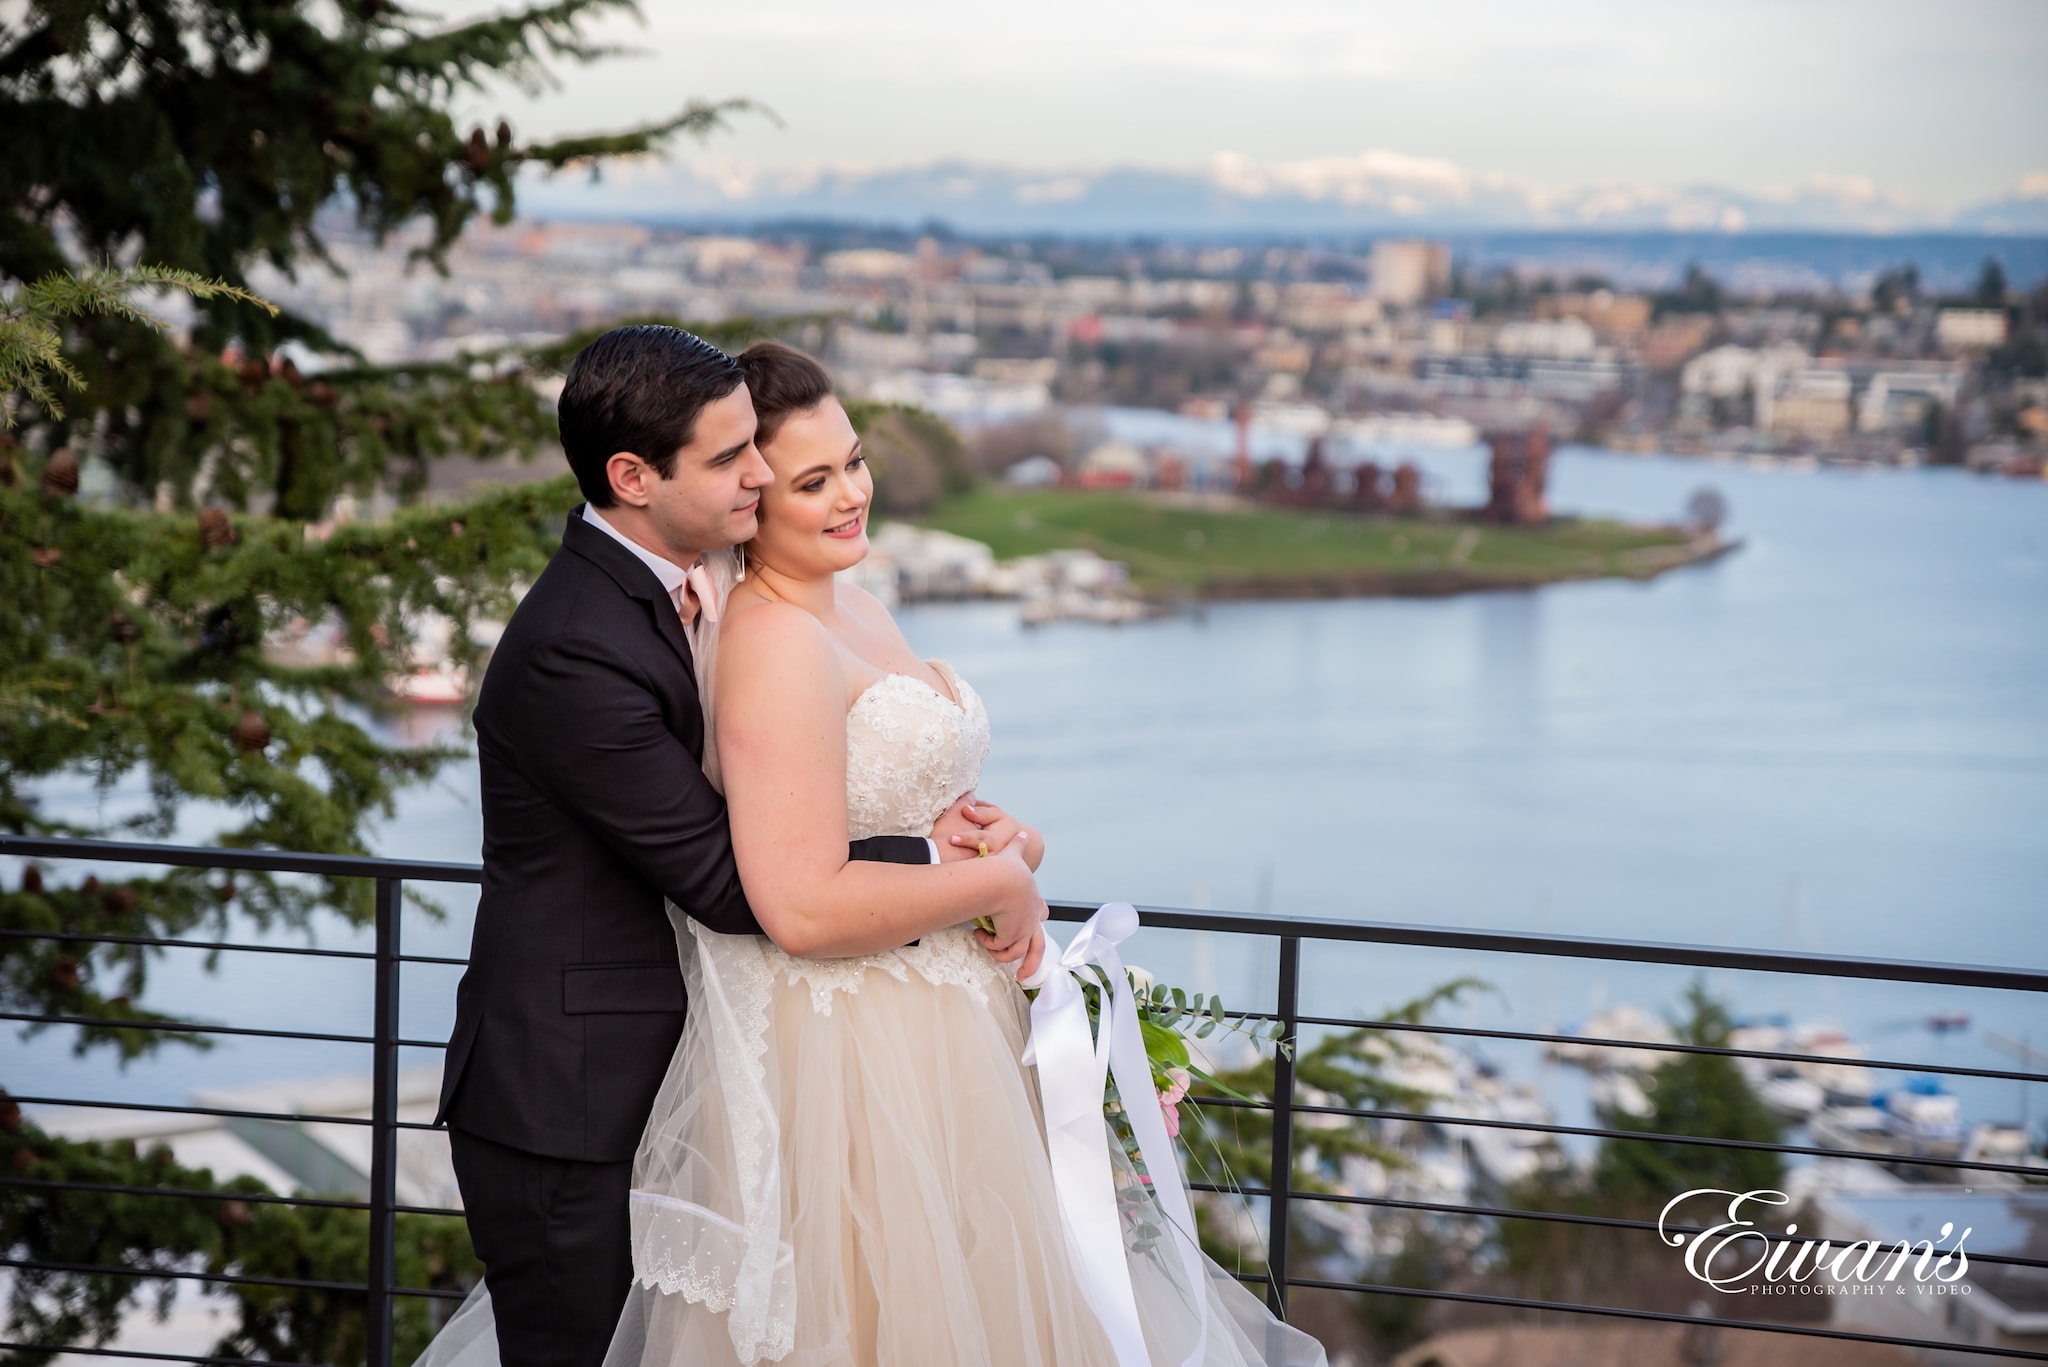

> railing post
[1267,935,1300,1318]
[367,877,401,1367]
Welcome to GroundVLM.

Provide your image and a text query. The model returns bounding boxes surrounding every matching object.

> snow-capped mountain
[518,151,2048,235]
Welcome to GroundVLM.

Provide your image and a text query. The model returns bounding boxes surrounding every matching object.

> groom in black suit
[437,326,1045,1367]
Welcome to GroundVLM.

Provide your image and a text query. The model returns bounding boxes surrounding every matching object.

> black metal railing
[3,833,2046,1364]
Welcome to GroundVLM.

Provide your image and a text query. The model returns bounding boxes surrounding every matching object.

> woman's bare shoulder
[835,580,912,643]
[718,590,839,676]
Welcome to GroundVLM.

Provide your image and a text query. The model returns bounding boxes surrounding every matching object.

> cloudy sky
[443,0,2047,210]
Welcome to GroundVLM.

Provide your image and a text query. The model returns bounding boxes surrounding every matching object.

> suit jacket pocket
[562,962,685,1015]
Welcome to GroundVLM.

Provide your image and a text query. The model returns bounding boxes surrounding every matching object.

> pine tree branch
[379,0,643,97]
[1,266,276,427]
[519,98,777,171]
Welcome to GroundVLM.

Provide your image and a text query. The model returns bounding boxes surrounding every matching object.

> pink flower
[1159,1068,1190,1107]
[1160,1099,1182,1137]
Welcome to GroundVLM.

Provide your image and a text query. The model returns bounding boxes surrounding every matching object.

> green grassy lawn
[914,488,1697,595]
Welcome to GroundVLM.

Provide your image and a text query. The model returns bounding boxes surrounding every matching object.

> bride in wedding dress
[422,343,1324,1367]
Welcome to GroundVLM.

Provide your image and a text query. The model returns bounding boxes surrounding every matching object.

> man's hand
[971,830,1047,965]
[937,794,1044,872]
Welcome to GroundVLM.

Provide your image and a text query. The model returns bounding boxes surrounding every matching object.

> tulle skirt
[624,931,1121,1366]
[421,926,1325,1367]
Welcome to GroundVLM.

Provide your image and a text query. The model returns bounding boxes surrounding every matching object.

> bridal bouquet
[1000,919,1289,1251]
[1098,969,1285,1172]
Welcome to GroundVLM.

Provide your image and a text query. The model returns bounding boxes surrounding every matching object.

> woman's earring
[736,542,747,582]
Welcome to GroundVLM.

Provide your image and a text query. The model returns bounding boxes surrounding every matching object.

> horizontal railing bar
[0,926,378,961]
[12,1093,374,1127]
[1273,1185,2048,1271]
[0,1341,347,1367]
[398,953,469,966]
[1298,1013,2048,1087]
[1283,1276,2048,1360]
[0,1255,367,1295]
[0,834,483,884]
[1290,1098,2048,1177]
[0,1176,371,1212]
[0,1180,471,1232]
[1183,1181,2048,1271]
[1181,1093,2043,1175]
[394,1037,451,1049]
[6,837,2041,992]
[1047,901,2048,992]
[1,1010,374,1045]
[391,1285,470,1301]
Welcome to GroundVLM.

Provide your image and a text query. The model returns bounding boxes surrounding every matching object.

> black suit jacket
[437,508,930,1160]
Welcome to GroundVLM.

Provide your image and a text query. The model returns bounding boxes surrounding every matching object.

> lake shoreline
[1166,529,1740,602]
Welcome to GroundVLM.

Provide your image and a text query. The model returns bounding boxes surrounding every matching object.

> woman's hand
[971,830,1046,964]
[940,795,1044,872]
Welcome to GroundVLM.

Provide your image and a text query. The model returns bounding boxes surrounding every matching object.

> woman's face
[749,395,873,579]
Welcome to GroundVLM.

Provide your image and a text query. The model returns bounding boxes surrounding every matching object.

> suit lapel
[560,509,698,687]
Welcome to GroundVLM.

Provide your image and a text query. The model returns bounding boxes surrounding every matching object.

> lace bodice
[769,660,1002,1015]
[844,661,990,842]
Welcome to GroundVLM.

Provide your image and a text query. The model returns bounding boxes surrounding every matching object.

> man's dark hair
[557,325,744,507]
[735,340,835,448]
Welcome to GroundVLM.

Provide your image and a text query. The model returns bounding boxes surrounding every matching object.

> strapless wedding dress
[420,662,1324,1367]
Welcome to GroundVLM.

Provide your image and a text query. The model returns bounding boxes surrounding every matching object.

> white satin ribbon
[1022,903,1209,1367]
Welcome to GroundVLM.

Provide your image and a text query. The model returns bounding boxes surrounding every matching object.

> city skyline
[433,0,2048,219]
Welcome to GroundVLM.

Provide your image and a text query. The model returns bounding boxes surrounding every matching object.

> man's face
[609,383,771,560]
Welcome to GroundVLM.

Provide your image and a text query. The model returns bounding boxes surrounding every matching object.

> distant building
[1002,455,1063,487]
[820,248,918,280]
[1369,239,1452,307]
[1936,308,2009,351]
[1076,440,1149,489]
[1485,427,1552,524]
[1768,369,1854,441]
[1858,370,1960,434]
[1817,1188,2048,1361]
[1681,345,1762,400]
[1534,290,1653,335]
[1493,316,1599,359]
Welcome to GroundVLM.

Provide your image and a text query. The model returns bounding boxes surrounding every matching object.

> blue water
[11,448,2047,1146]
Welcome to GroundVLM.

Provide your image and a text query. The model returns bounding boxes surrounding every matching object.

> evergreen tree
[0,2,766,1358]
[1976,256,2010,309]
[1591,981,1784,1208]
[1496,982,1784,1316]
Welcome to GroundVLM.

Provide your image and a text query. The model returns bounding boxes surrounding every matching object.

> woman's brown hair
[735,340,835,448]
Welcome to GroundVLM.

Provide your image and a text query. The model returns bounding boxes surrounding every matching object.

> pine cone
[103,884,137,913]
[238,358,269,393]
[198,507,236,548]
[82,876,100,895]
[21,866,41,894]
[309,381,339,409]
[216,881,237,904]
[464,127,491,172]
[496,120,513,150]
[41,448,79,496]
[11,1148,34,1174]
[231,709,271,752]
[185,389,214,423]
[0,453,17,488]
[49,956,80,991]
[219,1199,253,1230]
[110,611,140,644]
[32,546,61,568]
[278,358,305,390]
[0,1097,20,1132]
